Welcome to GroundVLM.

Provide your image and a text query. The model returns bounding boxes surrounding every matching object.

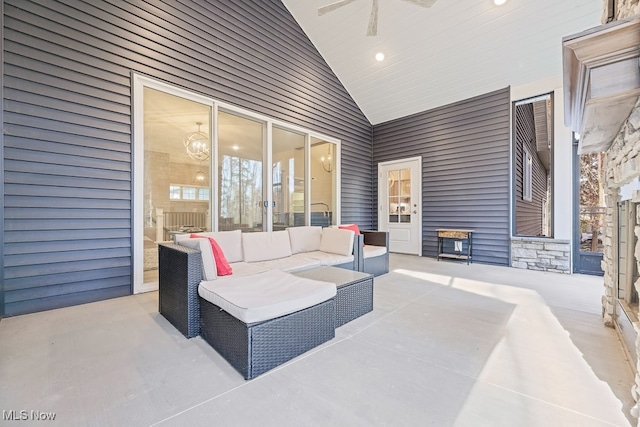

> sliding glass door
[310,138,337,227]
[140,87,212,289]
[216,121,339,232]
[218,111,265,232]
[134,75,341,293]
[272,127,306,230]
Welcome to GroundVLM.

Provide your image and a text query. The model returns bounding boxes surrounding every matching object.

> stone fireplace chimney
[563,0,640,422]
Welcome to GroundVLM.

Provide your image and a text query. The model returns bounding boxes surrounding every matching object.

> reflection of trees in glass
[580,152,605,252]
[220,155,262,229]
[272,161,285,225]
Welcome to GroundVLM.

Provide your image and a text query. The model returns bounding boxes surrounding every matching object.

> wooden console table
[436,229,474,265]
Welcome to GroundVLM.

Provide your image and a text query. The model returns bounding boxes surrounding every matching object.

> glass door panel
[310,138,336,226]
[218,111,265,232]
[388,170,399,224]
[143,87,212,285]
[272,127,305,230]
[399,168,411,223]
[388,168,412,223]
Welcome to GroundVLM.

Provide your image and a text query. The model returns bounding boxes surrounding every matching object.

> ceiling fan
[318,0,438,36]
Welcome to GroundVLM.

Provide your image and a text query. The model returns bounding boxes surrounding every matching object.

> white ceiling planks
[282,0,603,124]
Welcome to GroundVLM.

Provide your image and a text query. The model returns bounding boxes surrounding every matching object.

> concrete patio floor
[0,254,635,426]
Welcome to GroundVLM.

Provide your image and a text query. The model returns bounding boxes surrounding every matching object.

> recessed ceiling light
[232,145,239,151]
[494,0,507,5]
[375,52,385,62]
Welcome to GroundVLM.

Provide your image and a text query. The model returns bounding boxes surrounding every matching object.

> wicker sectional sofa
[361,230,390,277]
[158,226,367,379]
[332,226,390,277]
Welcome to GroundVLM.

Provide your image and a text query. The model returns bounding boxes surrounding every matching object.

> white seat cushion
[228,262,270,277]
[242,231,292,262]
[305,251,354,266]
[198,270,336,324]
[288,226,322,254]
[363,245,387,259]
[250,254,321,272]
[320,227,355,256]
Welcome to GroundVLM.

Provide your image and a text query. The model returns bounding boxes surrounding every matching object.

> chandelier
[193,162,206,183]
[320,144,334,173]
[183,121,210,161]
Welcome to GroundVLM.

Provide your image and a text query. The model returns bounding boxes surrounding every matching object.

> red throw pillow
[339,224,360,234]
[339,224,364,247]
[207,237,233,276]
[190,233,233,276]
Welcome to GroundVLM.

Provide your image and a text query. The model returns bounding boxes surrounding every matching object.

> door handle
[413,210,417,214]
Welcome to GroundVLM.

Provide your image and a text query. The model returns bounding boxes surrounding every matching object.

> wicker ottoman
[199,297,335,380]
[292,266,374,327]
[197,269,337,380]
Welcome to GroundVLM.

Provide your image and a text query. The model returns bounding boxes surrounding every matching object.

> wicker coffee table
[293,266,373,327]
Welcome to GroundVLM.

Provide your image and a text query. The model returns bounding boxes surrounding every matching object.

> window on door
[388,168,412,224]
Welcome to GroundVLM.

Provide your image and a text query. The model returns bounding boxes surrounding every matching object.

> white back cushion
[179,238,216,280]
[199,230,243,263]
[242,231,292,262]
[174,233,191,243]
[320,227,354,256]
[288,226,322,254]
[175,230,243,263]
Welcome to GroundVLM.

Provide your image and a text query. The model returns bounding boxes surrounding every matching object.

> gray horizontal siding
[514,103,548,236]
[0,2,4,318]
[373,88,511,265]
[2,0,372,315]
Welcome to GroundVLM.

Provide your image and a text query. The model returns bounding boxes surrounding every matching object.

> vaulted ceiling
[281,0,603,125]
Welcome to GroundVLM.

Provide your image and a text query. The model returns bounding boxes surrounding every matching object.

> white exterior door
[378,157,422,255]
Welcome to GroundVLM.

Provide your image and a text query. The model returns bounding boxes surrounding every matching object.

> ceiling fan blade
[318,0,358,16]
[366,0,378,36]
[401,0,437,8]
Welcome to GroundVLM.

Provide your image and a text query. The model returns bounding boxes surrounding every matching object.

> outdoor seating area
[3,1,640,425]
[158,226,381,379]
[0,254,633,426]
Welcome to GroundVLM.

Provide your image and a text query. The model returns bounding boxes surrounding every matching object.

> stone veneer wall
[598,0,640,421]
[511,238,571,273]
[600,99,640,418]
[602,0,640,22]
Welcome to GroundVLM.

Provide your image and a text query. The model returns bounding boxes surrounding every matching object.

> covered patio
[1,254,633,426]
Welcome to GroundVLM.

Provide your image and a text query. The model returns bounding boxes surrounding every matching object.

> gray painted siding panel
[0,0,4,318]
[373,88,510,265]
[2,0,372,315]
[514,103,548,236]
